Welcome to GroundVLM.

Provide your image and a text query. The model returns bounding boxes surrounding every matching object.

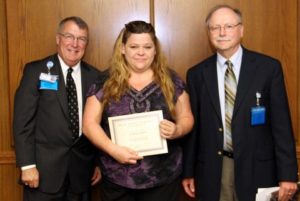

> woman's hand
[160,119,181,139]
[160,91,194,140]
[109,144,143,164]
[83,96,143,164]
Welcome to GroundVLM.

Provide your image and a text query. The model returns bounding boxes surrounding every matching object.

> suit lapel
[51,55,69,118]
[203,56,222,121]
[233,49,257,119]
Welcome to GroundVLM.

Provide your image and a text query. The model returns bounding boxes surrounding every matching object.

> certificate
[108,110,168,156]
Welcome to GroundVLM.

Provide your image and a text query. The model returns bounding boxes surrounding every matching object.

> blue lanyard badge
[251,92,266,126]
[39,60,58,90]
[251,106,265,126]
[40,79,58,90]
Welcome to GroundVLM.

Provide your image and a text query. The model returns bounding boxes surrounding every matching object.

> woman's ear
[121,44,125,54]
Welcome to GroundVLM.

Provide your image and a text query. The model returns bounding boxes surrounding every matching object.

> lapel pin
[46,61,54,74]
[256,92,261,106]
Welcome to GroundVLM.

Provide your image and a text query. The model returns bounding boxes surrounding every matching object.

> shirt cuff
[21,164,36,170]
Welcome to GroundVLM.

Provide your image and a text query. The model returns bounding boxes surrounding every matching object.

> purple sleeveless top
[87,70,185,189]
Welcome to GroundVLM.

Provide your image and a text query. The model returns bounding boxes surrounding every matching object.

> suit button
[218,151,222,156]
[218,128,223,132]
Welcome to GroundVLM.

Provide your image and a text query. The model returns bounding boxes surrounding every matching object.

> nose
[137,47,145,55]
[71,38,79,47]
[219,27,226,36]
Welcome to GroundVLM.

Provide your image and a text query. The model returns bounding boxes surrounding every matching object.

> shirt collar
[217,45,243,69]
[57,54,81,75]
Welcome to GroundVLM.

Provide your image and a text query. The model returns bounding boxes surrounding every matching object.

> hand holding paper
[256,182,300,201]
[160,119,179,139]
[108,144,143,164]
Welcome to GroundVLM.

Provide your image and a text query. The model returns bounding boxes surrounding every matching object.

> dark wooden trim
[150,0,154,25]
[0,151,16,164]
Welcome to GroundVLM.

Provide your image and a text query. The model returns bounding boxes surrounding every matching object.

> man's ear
[56,34,60,45]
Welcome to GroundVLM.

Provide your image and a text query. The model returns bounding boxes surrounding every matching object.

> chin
[217,44,232,50]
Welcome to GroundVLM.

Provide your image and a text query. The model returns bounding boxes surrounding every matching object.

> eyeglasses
[208,23,242,33]
[58,33,88,45]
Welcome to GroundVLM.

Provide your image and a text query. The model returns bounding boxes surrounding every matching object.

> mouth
[67,49,80,54]
[217,38,230,42]
[135,58,147,62]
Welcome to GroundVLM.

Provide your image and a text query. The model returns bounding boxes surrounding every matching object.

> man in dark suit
[13,16,103,201]
[182,5,298,201]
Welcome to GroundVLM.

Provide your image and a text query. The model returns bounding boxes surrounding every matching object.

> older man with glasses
[182,4,298,201]
[13,16,105,201]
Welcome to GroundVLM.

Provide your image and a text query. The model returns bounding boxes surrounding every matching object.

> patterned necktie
[66,68,79,140]
[224,60,237,151]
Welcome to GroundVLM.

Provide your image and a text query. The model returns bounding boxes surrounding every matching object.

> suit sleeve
[13,63,40,167]
[270,61,298,181]
[182,68,199,178]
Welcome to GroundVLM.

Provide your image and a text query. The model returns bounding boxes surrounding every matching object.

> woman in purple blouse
[83,20,194,201]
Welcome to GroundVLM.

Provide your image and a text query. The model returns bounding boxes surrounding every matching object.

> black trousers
[99,177,181,201]
[23,176,90,201]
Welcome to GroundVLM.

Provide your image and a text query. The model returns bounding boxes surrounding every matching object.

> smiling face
[121,33,156,73]
[207,7,244,58]
[56,20,88,67]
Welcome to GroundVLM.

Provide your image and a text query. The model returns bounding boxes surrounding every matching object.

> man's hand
[278,181,298,201]
[21,167,39,188]
[182,178,196,198]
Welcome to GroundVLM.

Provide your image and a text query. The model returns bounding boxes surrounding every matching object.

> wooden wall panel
[1,0,300,201]
[0,0,21,199]
[298,0,300,158]
[0,0,11,151]
[0,165,22,201]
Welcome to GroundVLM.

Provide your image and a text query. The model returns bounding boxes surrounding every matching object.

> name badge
[39,80,58,91]
[39,73,58,83]
[251,106,266,126]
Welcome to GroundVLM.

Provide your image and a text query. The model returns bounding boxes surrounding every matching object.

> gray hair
[57,16,89,33]
[205,5,242,26]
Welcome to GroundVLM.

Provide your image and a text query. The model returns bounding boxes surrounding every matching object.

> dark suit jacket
[183,48,298,201]
[13,54,103,193]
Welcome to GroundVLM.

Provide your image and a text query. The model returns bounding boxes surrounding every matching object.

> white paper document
[256,186,279,201]
[108,110,168,157]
